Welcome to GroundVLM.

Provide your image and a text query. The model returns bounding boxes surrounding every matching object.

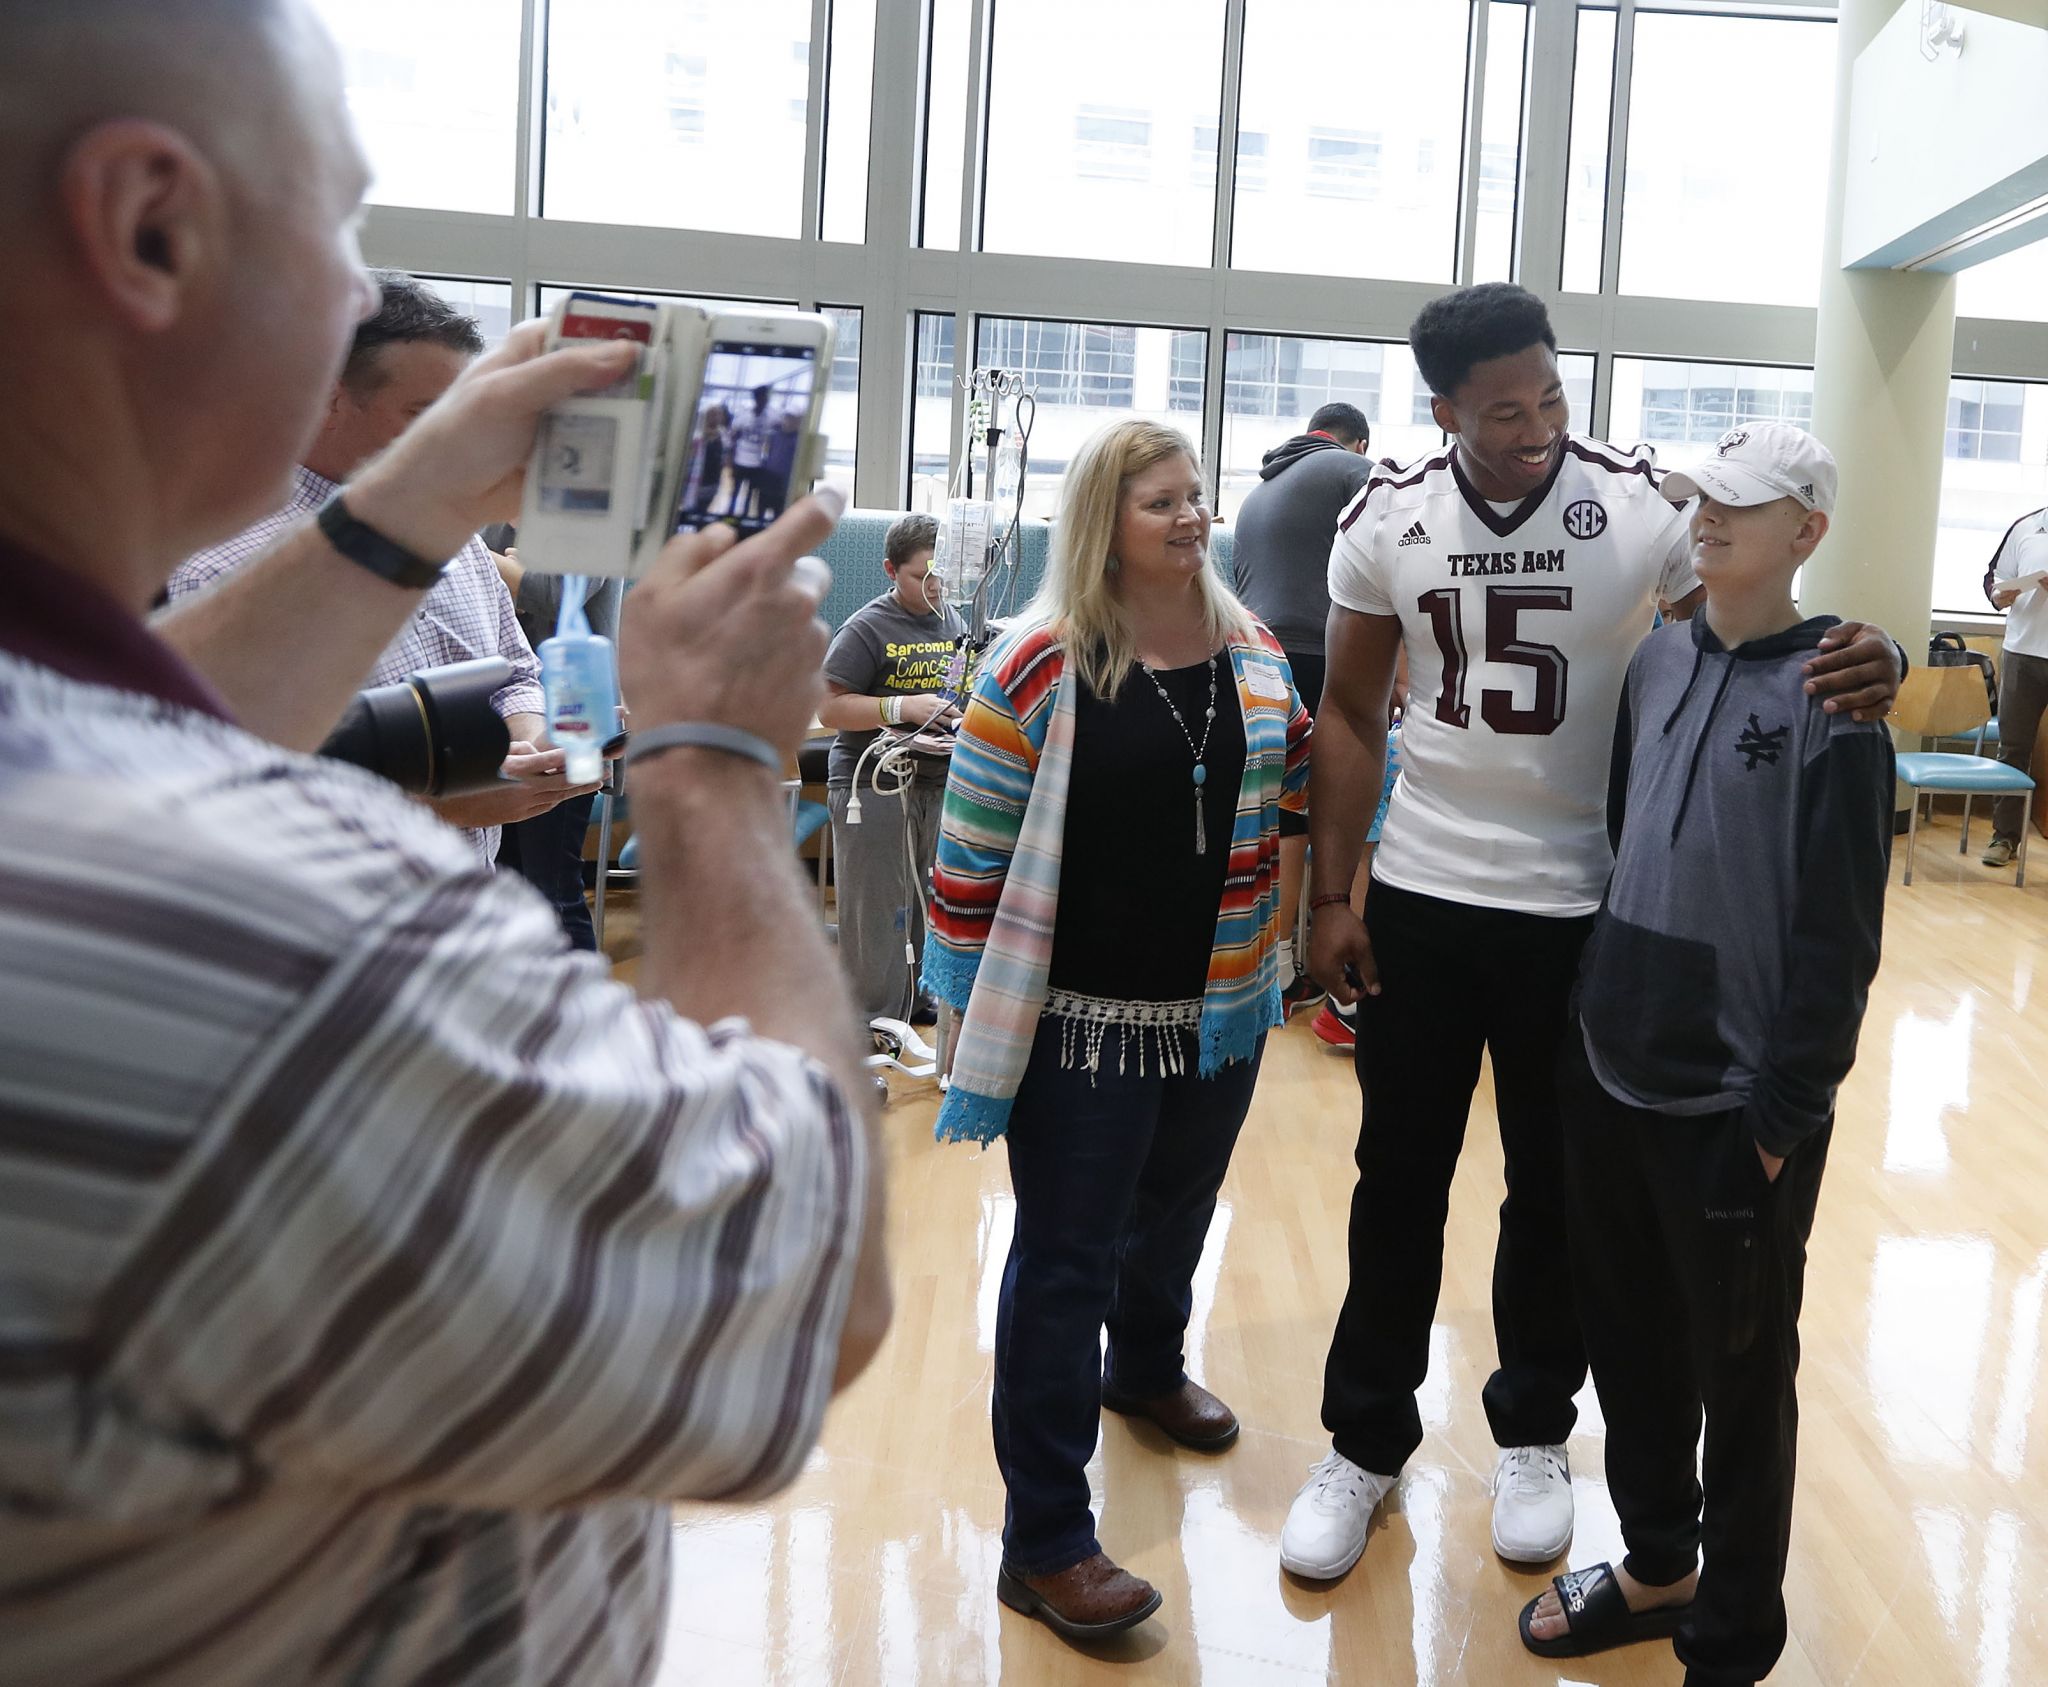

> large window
[1232,0,1473,281]
[1608,358,1814,474]
[1216,336,1437,518]
[544,0,813,236]
[1956,239,2048,326]
[811,307,863,500]
[919,0,973,248]
[1470,2,1529,285]
[417,277,515,348]
[908,313,958,504]
[1561,5,1616,293]
[311,0,519,214]
[822,0,877,243]
[536,287,798,319]
[980,0,1226,266]
[911,318,1209,519]
[346,0,2048,527]
[1618,13,1835,306]
[1936,377,2048,616]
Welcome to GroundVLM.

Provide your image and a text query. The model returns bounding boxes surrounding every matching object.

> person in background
[0,3,889,1680]
[489,531,624,951]
[728,383,777,518]
[682,401,732,518]
[1980,505,2048,868]
[757,410,803,522]
[818,512,965,1025]
[169,270,596,867]
[1230,400,1376,1018]
[924,421,1311,1646]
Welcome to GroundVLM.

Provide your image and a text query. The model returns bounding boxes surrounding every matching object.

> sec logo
[1563,499,1607,540]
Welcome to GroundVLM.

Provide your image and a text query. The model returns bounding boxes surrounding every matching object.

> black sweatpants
[1321,878,1594,1475]
[1559,1030,1830,1687]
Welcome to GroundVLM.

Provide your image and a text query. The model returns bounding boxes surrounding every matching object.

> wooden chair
[1890,666,2033,886]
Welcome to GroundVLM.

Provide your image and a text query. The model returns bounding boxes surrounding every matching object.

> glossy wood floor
[617,810,2048,1686]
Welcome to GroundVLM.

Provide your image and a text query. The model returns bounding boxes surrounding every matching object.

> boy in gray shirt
[1519,424,1892,1687]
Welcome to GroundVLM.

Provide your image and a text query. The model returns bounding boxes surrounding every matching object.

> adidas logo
[1396,520,1430,547]
[1799,483,1814,499]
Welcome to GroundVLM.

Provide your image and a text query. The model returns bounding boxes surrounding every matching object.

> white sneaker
[1280,1450,1396,1580]
[1491,1444,1573,1563]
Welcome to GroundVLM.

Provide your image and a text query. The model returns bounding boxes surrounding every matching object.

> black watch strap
[316,493,446,591]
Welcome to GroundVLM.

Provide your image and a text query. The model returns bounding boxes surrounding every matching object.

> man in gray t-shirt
[818,515,965,1022]
[1230,401,1375,1010]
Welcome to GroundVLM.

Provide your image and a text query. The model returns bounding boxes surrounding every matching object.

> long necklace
[1138,651,1220,856]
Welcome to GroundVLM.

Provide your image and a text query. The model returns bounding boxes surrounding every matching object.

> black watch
[316,493,446,591]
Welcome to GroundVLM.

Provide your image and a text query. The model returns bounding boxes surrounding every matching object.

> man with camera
[0,3,888,1683]
[168,270,598,866]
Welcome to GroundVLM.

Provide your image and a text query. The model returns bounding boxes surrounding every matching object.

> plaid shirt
[169,466,546,864]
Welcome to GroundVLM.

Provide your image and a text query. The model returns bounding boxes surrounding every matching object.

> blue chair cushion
[793,798,829,849]
[1895,752,2035,793]
[617,798,828,873]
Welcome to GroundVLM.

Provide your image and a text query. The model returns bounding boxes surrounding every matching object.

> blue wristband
[626,721,783,775]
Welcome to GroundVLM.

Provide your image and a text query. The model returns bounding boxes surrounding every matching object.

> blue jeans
[496,792,597,952]
[993,1016,1264,1575]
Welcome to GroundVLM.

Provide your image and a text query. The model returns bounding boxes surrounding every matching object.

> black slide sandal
[1517,1563,1693,1659]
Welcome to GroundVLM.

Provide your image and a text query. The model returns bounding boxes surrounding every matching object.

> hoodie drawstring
[1670,657,1738,844]
[1661,646,1707,737]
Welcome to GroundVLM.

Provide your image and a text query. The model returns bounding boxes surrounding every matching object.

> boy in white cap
[1518,422,1894,1687]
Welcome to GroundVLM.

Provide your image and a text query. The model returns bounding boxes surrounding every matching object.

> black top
[1048,651,1246,1004]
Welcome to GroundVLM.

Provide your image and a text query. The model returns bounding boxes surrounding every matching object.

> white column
[1802,0,1955,649]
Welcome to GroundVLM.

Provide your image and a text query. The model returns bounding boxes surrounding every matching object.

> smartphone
[673,311,836,539]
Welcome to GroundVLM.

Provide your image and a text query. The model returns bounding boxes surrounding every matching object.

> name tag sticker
[1243,661,1289,701]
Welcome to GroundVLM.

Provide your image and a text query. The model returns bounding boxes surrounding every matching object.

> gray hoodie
[1577,613,1894,1156]
[1230,433,1375,655]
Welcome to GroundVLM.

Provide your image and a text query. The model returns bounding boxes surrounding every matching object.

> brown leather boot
[997,1552,1162,1641]
[1101,1378,1241,1450]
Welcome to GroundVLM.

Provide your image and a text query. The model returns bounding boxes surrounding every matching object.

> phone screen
[674,340,820,536]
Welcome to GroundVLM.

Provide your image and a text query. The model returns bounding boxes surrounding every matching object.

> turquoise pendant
[1192,763,1207,786]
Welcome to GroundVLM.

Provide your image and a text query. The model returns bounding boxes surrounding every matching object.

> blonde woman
[923,421,1311,1643]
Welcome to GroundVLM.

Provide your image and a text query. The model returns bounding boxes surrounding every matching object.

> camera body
[516,292,837,580]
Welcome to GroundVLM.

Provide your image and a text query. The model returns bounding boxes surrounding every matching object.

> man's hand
[1992,581,2026,611]
[429,741,602,829]
[1308,903,1379,1004]
[1803,621,1904,723]
[492,545,524,599]
[619,490,844,764]
[1757,1142,1786,1184]
[347,321,642,565]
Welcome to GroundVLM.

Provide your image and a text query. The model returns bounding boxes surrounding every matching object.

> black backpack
[1927,631,1998,712]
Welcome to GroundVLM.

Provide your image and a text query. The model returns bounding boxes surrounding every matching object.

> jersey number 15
[1417,584,1572,736]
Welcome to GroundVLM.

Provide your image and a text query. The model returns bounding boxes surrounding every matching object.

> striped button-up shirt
[0,644,867,1686]
[168,465,548,865]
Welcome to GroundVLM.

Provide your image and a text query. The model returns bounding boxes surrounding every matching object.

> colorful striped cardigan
[923,620,1312,1144]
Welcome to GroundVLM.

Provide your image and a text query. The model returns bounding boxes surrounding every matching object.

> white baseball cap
[1661,422,1838,516]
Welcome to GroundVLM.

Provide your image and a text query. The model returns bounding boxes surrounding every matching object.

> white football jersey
[1328,436,1697,916]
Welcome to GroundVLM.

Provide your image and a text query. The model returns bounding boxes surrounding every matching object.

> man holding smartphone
[0,5,888,1683]
[167,271,597,867]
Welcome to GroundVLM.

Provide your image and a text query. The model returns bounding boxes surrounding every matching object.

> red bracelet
[1308,892,1353,914]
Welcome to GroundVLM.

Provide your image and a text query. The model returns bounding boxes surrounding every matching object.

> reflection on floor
[628,810,2047,1685]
